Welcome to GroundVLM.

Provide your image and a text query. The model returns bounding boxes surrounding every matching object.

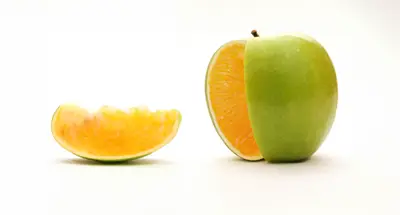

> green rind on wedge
[205,40,263,162]
[51,106,182,163]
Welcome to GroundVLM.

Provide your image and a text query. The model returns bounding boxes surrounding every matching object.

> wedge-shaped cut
[205,40,263,161]
[51,104,182,162]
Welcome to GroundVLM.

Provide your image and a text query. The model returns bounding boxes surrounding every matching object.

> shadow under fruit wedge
[206,30,338,163]
[51,104,182,163]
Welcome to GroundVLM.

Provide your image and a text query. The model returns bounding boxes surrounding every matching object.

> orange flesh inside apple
[206,41,262,161]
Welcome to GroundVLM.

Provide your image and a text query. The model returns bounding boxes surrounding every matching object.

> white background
[1,0,399,214]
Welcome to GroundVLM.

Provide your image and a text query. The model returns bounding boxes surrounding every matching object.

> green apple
[244,30,338,163]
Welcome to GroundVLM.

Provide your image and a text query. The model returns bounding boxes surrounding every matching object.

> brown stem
[251,30,259,37]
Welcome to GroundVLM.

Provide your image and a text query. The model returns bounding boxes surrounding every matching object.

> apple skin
[244,34,338,163]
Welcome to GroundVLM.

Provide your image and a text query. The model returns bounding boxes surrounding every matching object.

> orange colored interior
[208,41,261,158]
[52,105,180,157]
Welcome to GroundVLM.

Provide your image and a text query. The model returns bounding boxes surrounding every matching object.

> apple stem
[251,30,259,37]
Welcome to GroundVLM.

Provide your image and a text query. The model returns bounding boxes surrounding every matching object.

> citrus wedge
[205,40,263,161]
[51,104,182,162]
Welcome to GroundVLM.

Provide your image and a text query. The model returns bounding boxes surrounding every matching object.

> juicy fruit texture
[206,40,263,161]
[244,35,338,162]
[51,104,182,162]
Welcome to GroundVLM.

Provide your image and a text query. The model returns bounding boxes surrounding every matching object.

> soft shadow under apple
[215,153,338,173]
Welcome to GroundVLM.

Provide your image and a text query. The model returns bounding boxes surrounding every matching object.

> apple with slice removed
[244,30,338,162]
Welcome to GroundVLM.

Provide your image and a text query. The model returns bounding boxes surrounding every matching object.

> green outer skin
[71,151,149,164]
[205,40,263,161]
[244,34,338,163]
[51,106,182,163]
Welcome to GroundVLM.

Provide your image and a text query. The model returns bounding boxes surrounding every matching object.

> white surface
[1,0,400,214]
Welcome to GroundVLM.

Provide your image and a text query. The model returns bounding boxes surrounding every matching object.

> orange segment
[51,104,181,161]
[206,40,262,161]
